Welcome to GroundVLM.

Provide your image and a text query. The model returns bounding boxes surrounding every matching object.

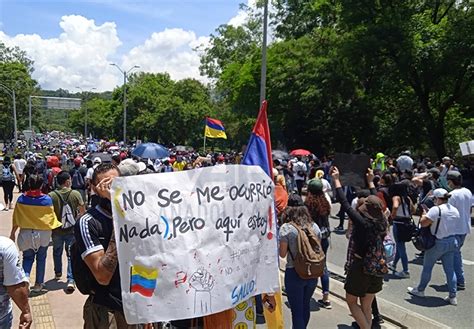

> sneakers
[66,281,76,293]
[334,226,344,232]
[387,262,396,272]
[444,296,457,306]
[31,283,45,293]
[394,271,410,278]
[318,299,332,309]
[407,287,425,297]
[54,273,62,280]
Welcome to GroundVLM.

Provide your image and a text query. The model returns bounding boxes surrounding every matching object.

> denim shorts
[0,311,13,328]
[344,259,383,297]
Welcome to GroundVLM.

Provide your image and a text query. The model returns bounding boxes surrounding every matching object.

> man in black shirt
[74,163,136,328]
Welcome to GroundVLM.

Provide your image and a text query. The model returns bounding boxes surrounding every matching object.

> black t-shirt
[74,206,123,311]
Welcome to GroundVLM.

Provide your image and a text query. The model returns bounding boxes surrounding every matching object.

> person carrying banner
[332,167,387,329]
[74,163,153,328]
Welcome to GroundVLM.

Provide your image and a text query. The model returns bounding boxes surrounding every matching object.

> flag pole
[203,118,207,154]
[259,0,268,105]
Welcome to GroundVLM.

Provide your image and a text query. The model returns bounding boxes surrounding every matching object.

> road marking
[462,259,474,265]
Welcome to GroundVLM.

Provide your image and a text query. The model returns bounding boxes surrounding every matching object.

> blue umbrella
[132,143,169,159]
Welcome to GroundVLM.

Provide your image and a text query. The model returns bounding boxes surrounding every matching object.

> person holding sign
[74,163,152,328]
[332,167,388,329]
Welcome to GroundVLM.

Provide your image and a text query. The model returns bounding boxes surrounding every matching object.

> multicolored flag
[242,100,272,176]
[204,117,227,139]
[130,265,158,297]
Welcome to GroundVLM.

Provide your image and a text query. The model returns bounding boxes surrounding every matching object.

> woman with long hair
[389,183,415,278]
[304,178,332,309]
[279,194,321,329]
[332,167,388,329]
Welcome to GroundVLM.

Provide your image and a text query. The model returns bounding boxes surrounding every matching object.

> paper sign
[459,141,474,156]
[111,165,279,324]
[333,153,371,187]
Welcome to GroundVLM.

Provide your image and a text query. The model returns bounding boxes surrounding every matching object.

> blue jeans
[285,267,317,329]
[417,236,458,298]
[52,233,75,281]
[454,234,466,286]
[0,312,13,328]
[317,238,330,295]
[23,246,48,285]
[392,224,409,272]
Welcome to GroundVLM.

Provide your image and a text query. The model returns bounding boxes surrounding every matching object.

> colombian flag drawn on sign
[130,265,158,297]
[204,117,227,139]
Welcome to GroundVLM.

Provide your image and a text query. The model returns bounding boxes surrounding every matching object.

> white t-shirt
[426,204,461,239]
[13,158,26,174]
[85,164,100,196]
[448,187,473,235]
[293,161,307,181]
[0,237,28,321]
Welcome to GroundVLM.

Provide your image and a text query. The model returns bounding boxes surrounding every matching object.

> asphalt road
[327,203,474,329]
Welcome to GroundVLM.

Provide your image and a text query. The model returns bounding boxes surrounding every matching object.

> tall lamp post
[0,83,18,148]
[259,0,269,105]
[110,63,140,144]
[76,86,97,138]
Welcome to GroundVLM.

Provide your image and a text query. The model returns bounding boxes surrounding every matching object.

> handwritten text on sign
[111,165,280,324]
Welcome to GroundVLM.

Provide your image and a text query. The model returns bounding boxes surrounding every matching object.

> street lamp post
[0,83,18,148]
[259,0,269,105]
[110,63,140,144]
[76,87,97,138]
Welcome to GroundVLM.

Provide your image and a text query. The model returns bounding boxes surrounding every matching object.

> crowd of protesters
[1,133,473,329]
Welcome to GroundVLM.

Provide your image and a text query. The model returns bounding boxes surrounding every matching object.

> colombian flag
[130,265,158,297]
[204,117,227,139]
[13,194,62,230]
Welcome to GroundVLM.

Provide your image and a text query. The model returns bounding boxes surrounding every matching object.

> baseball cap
[432,188,450,199]
[307,178,323,194]
[442,156,451,162]
[93,157,102,164]
[446,170,461,181]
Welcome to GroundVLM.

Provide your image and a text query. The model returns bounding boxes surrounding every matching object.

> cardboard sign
[459,141,474,156]
[111,165,279,324]
[333,153,371,187]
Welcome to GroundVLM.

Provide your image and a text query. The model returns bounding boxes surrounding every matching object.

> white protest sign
[459,140,474,156]
[111,165,280,324]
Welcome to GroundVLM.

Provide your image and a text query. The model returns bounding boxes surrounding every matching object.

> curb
[325,261,451,329]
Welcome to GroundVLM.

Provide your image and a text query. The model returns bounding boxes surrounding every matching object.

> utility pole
[259,0,269,105]
[110,64,140,144]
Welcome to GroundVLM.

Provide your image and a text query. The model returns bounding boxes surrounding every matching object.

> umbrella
[132,143,169,159]
[289,149,312,156]
[87,152,113,163]
[272,150,289,159]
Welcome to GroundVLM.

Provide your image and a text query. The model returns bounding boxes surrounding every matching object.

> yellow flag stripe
[131,265,158,280]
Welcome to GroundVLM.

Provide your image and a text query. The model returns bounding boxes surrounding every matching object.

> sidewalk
[1,192,396,328]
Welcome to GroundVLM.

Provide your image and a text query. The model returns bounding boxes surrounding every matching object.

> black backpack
[71,217,100,295]
[71,168,85,189]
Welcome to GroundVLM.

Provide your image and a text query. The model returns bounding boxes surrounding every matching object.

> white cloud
[0,15,210,90]
[228,0,256,27]
[121,28,210,83]
[0,15,122,91]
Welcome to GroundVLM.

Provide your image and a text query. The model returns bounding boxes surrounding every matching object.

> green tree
[0,42,38,142]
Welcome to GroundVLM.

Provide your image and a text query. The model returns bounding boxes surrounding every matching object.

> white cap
[432,188,450,199]
[93,157,102,164]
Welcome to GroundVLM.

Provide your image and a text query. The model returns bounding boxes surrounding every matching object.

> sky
[0,0,256,91]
